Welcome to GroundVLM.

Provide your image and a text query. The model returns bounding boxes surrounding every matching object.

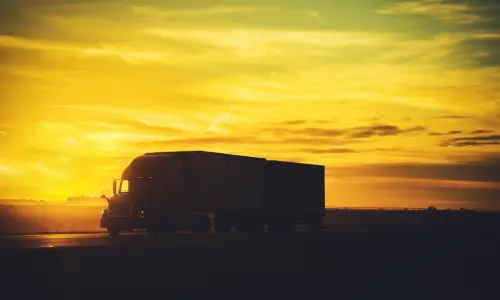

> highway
[1,229,500,300]
[0,228,346,249]
[0,226,479,250]
[2,226,500,250]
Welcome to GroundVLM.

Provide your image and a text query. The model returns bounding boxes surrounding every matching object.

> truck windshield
[119,179,129,194]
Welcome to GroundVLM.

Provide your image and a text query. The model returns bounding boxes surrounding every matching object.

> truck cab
[100,178,144,236]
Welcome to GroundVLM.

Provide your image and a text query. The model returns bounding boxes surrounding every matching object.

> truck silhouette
[100,151,325,236]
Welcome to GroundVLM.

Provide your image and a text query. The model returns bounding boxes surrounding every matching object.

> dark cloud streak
[264,121,427,140]
[301,148,356,154]
[429,130,462,136]
[434,115,472,119]
[440,134,500,147]
[348,125,426,139]
[451,141,499,147]
[470,130,494,134]
[329,156,500,183]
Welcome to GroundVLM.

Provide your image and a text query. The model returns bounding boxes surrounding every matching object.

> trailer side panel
[191,152,267,213]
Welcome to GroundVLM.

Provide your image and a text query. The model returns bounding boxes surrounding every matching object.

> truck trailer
[100,151,325,236]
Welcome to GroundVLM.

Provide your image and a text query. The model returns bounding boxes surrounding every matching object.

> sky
[0,0,499,209]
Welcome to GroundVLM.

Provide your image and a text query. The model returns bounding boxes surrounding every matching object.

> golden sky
[1,0,499,209]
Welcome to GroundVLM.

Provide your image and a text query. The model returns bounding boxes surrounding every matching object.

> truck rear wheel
[193,215,210,235]
[307,214,324,232]
[237,223,264,234]
[236,215,264,235]
[268,216,293,234]
[214,215,232,234]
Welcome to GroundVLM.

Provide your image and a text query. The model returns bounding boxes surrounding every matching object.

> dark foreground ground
[1,229,500,300]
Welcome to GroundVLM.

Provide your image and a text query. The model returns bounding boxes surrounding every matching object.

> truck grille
[109,202,130,216]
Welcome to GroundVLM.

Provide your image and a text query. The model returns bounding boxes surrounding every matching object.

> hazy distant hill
[65,196,106,206]
[0,204,105,234]
[0,196,105,207]
[0,198,50,206]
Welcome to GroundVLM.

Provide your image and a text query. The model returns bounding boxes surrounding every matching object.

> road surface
[1,226,500,250]
[1,229,499,300]
[0,228,346,249]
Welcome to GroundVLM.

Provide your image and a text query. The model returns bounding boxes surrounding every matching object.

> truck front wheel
[146,227,159,236]
[107,228,121,237]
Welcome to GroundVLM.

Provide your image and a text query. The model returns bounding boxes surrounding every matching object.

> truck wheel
[159,223,175,236]
[107,228,121,237]
[268,217,293,234]
[247,222,265,234]
[236,217,264,235]
[146,227,159,236]
[159,229,175,236]
[238,225,264,234]
[193,215,210,235]
[214,215,232,234]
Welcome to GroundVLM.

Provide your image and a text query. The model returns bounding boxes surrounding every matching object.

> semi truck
[100,151,325,236]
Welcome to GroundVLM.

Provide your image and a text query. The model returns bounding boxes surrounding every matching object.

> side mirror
[100,194,110,203]
[113,180,117,195]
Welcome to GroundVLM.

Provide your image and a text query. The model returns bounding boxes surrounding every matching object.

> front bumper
[100,216,146,229]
